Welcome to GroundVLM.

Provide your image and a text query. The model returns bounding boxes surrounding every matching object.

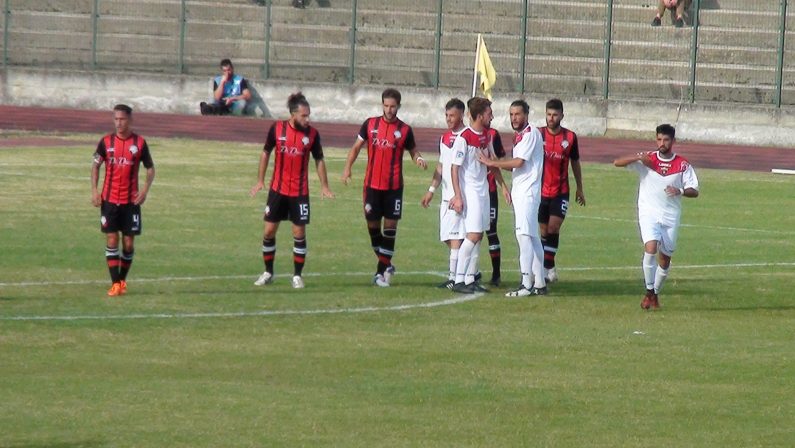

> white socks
[530,236,545,289]
[455,238,476,284]
[643,252,656,290]
[448,248,459,281]
[654,264,669,293]
[465,241,481,285]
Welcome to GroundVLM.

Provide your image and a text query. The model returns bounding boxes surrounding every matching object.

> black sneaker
[437,279,455,289]
[199,102,212,115]
[451,282,475,294]
[472,283,489,293]
[651,16,661,27]
[474,272,482,283]
[529,286,548,296]
[675,17,684,28]
[489,275,501,287]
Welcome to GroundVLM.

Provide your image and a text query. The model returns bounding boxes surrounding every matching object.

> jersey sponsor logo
[372,138,397,149]
[456,151,464,158]
[107,156,135,166]
[278,145,306,156]
[544,150,566,160]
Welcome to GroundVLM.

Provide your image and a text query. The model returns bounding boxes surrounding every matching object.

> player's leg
[376,189,403,286]
[291,223,307,288]
[118,234,135,294]
[453,193,486,292]
[105,232,122,295]
[255,220,280,286]
[506,233,534,297]
[486,190,501,286]
[651,225,677,308]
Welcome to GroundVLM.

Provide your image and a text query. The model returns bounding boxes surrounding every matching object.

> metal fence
[2,0,793,106]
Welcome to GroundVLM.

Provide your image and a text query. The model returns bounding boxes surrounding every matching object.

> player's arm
[479,155,525,170]
[614,152,651,168]
[665,165,699,198]
[134,143,156,205]
[250,126,276,197]
[311,137,334,199]
[490,166,512,205]
[213,77,225,101]
[405,129,427,170]
[342,120,370,185]
[421,163,442,208]
[449,137,466,214]
[91,141,106,207]
[571,159,585,206]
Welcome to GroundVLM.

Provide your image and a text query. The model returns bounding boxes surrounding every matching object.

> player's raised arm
[614,152,649,168]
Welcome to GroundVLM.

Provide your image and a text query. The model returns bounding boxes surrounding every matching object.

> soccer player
[250,92,334,289]
[421,98,467,289]
[91,104,155,297]
[538,99,586,283]
[480,99,547,297]
[485,120,510,286]
[614,124,699,310]
[449,97,509,294]
[341,88,427,287]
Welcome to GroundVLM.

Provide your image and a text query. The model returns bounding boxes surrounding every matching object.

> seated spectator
[651,0,691,28]
[200,59,252,116]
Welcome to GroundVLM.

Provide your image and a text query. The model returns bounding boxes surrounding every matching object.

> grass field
[1,135,794,447]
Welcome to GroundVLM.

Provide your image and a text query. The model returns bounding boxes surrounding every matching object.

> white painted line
[0,293,484,322]
[2,263,793,288]
[771,168,795,175]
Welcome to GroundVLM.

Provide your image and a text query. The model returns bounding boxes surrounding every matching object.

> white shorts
[463,190,490,234]
[639,215,679,255]
[512,194,540,237]
[439,200,464,242]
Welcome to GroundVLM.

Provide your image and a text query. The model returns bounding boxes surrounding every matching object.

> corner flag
[472,34,497,100]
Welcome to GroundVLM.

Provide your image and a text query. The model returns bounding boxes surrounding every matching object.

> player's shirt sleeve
[357,119,370,141]
[451,135,467,167]
[403,127,416,151]
[682,163,699,191]
[492,131,505,158]
[513,130,537,162]
[240,78,249,91]
[93,139,106,164]
[570,133,580,161]
[140,141,154,169]
[310,133,324,161]
[263,125,277,153]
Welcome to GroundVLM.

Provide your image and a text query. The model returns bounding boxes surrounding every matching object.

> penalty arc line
[0,293,485,322]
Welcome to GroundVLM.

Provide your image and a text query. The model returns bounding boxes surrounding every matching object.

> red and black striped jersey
[93,133,153,204]
[264,121,323,197]
[539,127,579,198]
[486,128,506,192]
[358,116,416,191]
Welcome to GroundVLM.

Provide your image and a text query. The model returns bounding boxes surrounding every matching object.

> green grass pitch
[1,136,794,447]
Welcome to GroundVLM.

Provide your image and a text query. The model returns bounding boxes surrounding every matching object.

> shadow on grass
[1,441,105,448]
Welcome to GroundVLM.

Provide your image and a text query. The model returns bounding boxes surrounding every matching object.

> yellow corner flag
[476,34,497,100]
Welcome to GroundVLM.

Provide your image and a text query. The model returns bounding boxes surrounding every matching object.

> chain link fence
[1,0,792,106]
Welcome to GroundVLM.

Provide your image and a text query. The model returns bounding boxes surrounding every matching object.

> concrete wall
[2,67,795,148]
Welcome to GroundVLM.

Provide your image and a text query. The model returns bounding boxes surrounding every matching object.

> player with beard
[251,92,334,289]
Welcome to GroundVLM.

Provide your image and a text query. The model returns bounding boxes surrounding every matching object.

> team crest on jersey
[456,151,464,158]
[658,162,672,175]
[394,130,402,139]
[129,145,138,155]
[301,136,310,146]
[561,140,569,149]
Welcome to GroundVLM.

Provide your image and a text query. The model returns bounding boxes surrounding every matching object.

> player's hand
[501,184,512,206]
[450,195,464,214]
[133,189,148,205]
[249,181,264,197]
[91,191,101,207]
[341,168,352,186]
[421,191,434,208]
[321,187,335,199]
[225,97,235,106]
[415,156,428,170]
[576,189,586,206]
[478,152,494,166]
[638,151,653,168]
[664,185,681,197]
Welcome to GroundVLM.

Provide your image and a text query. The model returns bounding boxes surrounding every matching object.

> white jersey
[439,128,463,202]
[451,126,494,197]
[628,151,699,227]
[511,123,544,199]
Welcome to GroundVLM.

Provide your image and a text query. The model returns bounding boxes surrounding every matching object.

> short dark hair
[510,99,529,114]
[287,92,310,113]
[220,58,233,68]
[467,97,492,120]
[545,98,563,113]
[656,124,676,139]
[113,104,132,116]
[445,98,465,112]
[382,88,402,105]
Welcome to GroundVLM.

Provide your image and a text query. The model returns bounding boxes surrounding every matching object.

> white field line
[574,215,795,236]
[2,263,794,289]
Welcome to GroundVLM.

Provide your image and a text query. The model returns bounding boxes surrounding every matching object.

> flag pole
[471,34,481,98]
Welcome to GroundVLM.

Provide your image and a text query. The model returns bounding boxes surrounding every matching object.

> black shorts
[488,190,499,230]
[101,201,142,235]
[538,194,570,223]
[363,186,403,221]
[265,190,310,225]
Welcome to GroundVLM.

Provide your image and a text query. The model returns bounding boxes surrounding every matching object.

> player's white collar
[656,150,676,162]
[466,125,484,135]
